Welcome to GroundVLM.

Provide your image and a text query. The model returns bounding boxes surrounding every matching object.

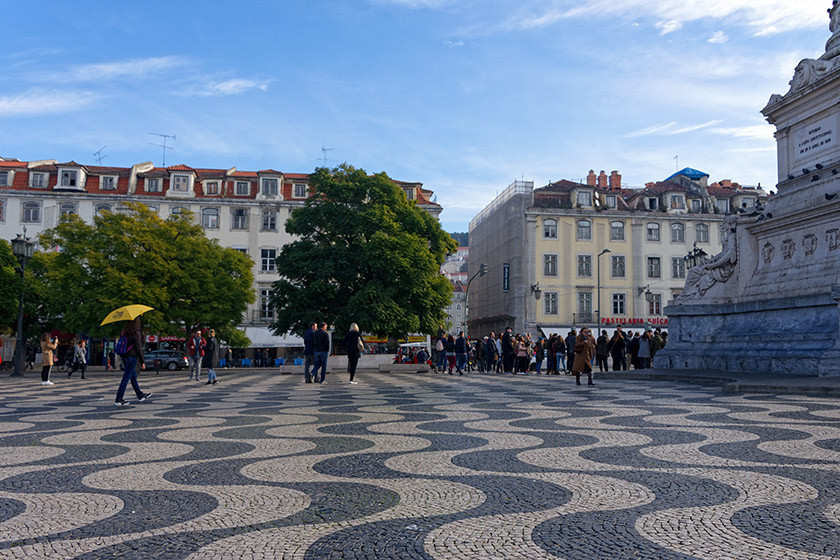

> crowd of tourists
[430,325,667,379]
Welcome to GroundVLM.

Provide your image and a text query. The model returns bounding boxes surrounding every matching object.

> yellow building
[468,168,768,338]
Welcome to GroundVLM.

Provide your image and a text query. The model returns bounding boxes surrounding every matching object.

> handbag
[357,336,365,352]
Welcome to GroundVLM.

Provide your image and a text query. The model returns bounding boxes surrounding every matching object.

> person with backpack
[435,335,447,373]
[114,318,151,406]
[67,339,88,379]
[187,329,206,382]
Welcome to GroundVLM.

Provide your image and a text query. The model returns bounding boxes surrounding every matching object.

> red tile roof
[168,164,194,171]
[258,169,282,175]
[0,161,27,168]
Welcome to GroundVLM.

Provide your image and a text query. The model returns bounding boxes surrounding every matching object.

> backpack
[115,335,133,357]
[435,339,444,352]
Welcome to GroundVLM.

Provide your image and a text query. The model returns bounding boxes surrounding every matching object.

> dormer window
[31,173,47,188]
[404,187,415,200]
[576,191,592,206]
[146,178,161,192]
[0,171,8,186]
[648,197,659,210]
[60,170,78,187]
[606,195,617,209]
[235,181,250,195]
[690,199,701,212]
[205,181,220,195]
[715,199,730,213]
[262,178,278,196]
[670,195,684,209]
[101,176,117,190]
[293,183,307,198]
[172,175,190,192]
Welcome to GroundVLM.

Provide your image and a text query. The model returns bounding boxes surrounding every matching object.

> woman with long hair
[114,318,151,406]
[39,332,58,386]
[344,323,363,384]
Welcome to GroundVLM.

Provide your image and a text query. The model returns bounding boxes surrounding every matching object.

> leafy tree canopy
[0,240,22,331]
[270,164,457,337]
[30,203,255,345]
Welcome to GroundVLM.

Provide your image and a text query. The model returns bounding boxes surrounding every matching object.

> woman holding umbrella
[114,318,151,406]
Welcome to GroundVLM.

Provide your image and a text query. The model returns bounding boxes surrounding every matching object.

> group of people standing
[302,321,365,385]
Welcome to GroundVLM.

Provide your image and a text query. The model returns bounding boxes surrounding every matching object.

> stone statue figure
[679,214,739,300]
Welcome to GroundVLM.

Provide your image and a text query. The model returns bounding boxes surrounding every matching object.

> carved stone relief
[782,239,796,259]
[803,234,818,255]
[762,242,775,263]
[828,228,840,251]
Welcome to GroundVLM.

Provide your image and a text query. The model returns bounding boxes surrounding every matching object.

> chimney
[609,170,621,191]
[586,170,597,186]
[597,170,608,189]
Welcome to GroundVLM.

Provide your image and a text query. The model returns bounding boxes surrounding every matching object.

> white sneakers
[41,380,54,386]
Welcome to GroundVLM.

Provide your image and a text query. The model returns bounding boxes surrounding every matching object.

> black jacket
[313,329,331,353]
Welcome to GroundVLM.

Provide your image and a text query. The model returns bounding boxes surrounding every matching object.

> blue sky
[1,1,833,232]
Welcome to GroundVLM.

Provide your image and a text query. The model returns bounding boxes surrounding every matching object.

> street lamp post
[464,263,487,339]
[596,248,611,337]
[11,229,35,377]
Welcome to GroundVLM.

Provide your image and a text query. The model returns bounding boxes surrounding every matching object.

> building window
[576,191,592,206]
[293,183,307,198]
[202,208,219,229]
[22,201,40,223]
[577,220,591,240]
[0,172,8,186]
[456,304,461,311]
[671,222,685,243]
[612,293,626,315]
[696,223,709,243]
[260,289,274,320]
[578,254,592,278]
[648,256,661,278]
[262,178,278,196]
[670,195,684,209]
[649,293,662,316]
[544,292,558,315]
[715,199,730,213]
[611,255,625,278]
[647,222,660,242]
[232,208,249,230]
[205,181,220,195]
[403,187,415,200]
[101,176,117,190]
[741,197,755,208]
[172,175,190,192]
[606,195,617,209]
[171,206,187,216]
[145,205,158,213]
[543,219,557,239]
[0,200,4,221]
[236,181,250,195]
[261,248,277,272]
[672,257,686,279]
[544,254,558,276]
[31,173,47,188]
[261,209,277,231]
[648,197,659,210]
[60,170,78,187]
[610,220,625,241]
[95,204,112,217]
[691,199,701,212]
[60,202,77,217]
[146,178,161,192]
[577,292,592,322]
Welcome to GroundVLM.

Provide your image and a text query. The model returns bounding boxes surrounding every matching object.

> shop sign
[601,317,668,326]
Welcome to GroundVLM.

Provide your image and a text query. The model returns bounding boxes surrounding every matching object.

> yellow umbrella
[100,304,154,326]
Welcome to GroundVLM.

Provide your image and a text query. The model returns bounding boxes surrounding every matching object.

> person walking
[552,335,566,375]
[344,323,363,384]
[67,339,88,379]
[565,330,577,375]
[224,347,233,368]
[595,332,610,373]
[312,322,330,384]
[303,322,316,383]
[114,318,151,406]
[534,339,545,374]
[203,329,220,384]
[572,327,597,386]
[609,327,627,371]
[187,329,206,381]
[501,327,515,374]
[39,332,57,386]
[455,331,468,375]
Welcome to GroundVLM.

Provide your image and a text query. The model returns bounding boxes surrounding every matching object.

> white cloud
[50,56,189,82]
[197,79,270,96]
[708,30,729,44]
[709,124,775,141]
[444,39,465,47]
[502,0,826,36]
[0,89,99,117]
[624,120,722,138]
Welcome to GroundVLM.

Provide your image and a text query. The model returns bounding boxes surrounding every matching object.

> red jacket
[187,336,206,358]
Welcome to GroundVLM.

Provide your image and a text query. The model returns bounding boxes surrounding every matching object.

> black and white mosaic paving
[1,370,839,559]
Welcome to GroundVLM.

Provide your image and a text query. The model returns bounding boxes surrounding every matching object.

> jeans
[456,352,468,372]
[555,352,566,372]
[189,357,202,380]
[207,368,216,382]
[437,351,447,371]
[535,358,543,374]
[116,356,143,401]
[304,354,314,382]
[312,351,328,382]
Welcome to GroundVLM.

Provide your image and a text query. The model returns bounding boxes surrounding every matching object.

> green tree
[30,203,255,344]
[0,240,23,330]
[270,164,457,337]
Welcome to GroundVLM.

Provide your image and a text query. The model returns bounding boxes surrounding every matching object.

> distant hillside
[449,232,469,247]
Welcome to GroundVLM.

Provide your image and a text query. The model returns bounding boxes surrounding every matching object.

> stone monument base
[655,287,840,376]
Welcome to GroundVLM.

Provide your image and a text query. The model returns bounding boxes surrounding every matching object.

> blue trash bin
[294,358,303,366]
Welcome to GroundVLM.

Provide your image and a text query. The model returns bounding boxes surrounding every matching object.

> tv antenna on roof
[93,146,107,166]
[320,146,333,167]
[148,132,176,167]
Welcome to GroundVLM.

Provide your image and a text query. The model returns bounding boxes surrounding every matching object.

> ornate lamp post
[684,242,708,269]
[11,229,35,377]
[596,248,611,336]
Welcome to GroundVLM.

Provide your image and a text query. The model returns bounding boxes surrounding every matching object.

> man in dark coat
[203,329,220,385]
[501,327,515,374]
[565,330,577,375]
[312,322,331,384]
[303,322,316,383]
[609,326,627,371]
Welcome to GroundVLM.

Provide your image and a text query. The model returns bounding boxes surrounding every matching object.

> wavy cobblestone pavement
[1,369,839,559]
